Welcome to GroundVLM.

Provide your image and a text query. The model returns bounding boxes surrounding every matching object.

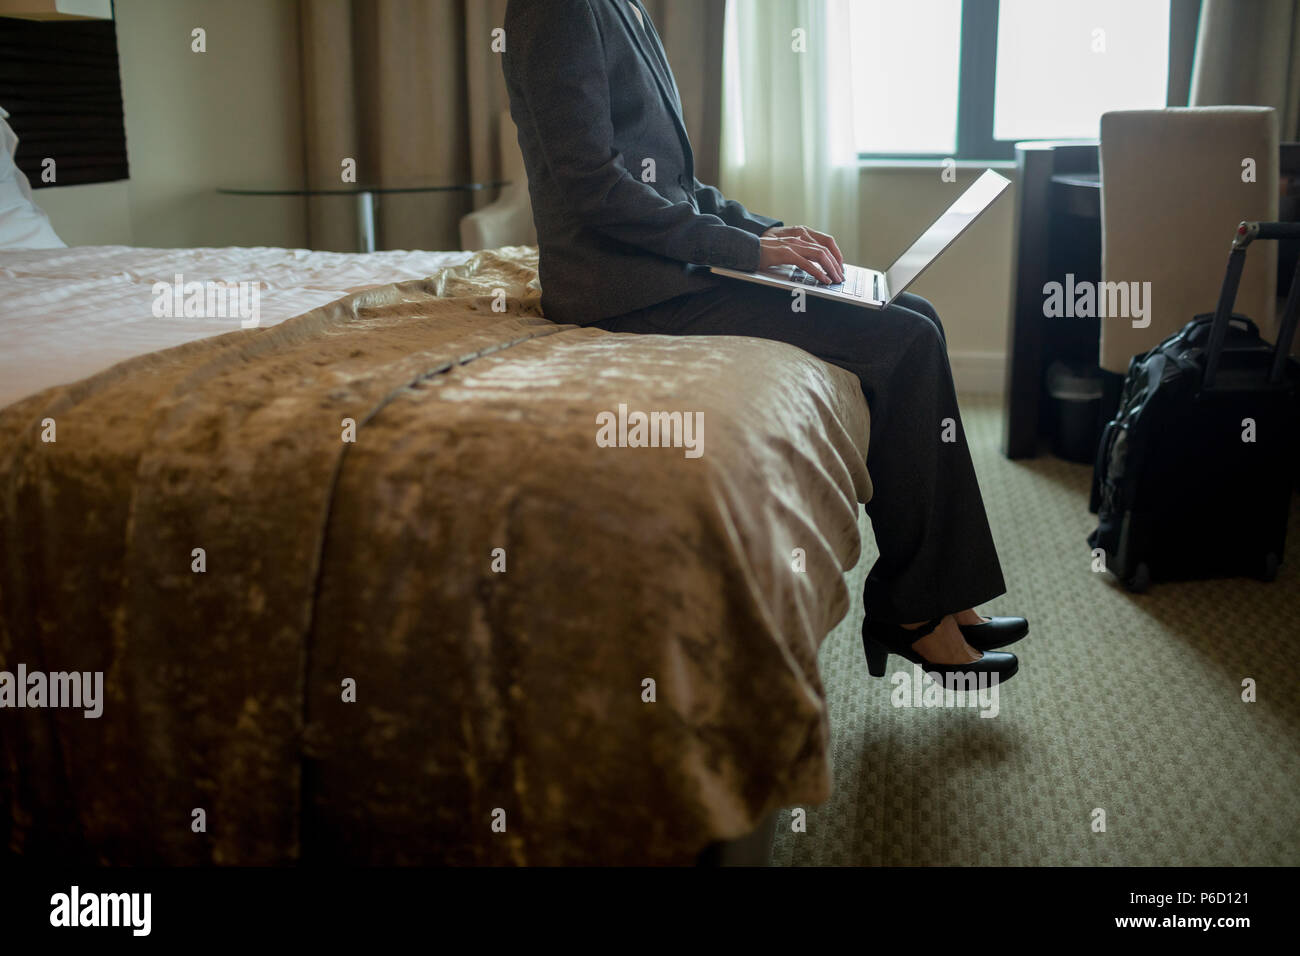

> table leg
[356,190,376,253]
[1003,146,1053,459]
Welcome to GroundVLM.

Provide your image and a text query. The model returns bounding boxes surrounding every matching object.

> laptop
[710,168,1012,309]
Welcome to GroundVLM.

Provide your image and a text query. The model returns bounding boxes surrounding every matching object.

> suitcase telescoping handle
[1203,220,1300,390]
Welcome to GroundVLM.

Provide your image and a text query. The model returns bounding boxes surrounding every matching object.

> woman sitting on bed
[501,0,1028,685]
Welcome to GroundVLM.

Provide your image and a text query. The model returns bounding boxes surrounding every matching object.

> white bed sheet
[0,245,473,409]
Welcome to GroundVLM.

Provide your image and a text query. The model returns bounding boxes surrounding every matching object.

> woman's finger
[799,240,842,283]
[786,248,832,284]
[812,230,844,269]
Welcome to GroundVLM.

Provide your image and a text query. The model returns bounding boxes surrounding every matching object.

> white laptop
[710,168,1012,309]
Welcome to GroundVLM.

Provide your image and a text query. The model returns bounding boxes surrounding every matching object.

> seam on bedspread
[296,321,571,856]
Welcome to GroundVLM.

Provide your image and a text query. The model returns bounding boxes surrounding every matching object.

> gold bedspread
[0,247,871,864]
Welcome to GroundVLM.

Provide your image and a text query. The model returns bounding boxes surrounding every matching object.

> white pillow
[0,106,67,249]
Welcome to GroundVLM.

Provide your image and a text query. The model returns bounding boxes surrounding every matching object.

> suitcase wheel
[1124,562,1151,594]
[1261,553,1280,583]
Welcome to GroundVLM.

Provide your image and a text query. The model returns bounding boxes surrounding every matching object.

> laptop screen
[884,169,1011,301]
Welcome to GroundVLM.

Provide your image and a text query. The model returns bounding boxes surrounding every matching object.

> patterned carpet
[771,394,1300,866]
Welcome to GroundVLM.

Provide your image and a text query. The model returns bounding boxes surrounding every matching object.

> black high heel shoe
[862,616,1019,685]
[958,616,1028,651]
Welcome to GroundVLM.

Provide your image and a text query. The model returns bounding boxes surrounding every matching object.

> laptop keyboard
[789,265,872,299]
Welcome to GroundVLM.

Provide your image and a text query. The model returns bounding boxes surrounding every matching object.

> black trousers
[593,283,1006,626]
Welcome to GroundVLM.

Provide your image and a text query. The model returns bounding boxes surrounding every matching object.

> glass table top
[218,181,510,196]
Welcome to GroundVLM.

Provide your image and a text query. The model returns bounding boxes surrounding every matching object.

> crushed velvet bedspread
[0,247,871,865]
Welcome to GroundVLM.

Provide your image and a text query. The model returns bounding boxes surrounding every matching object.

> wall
[36,0,307,249]
[36,180,132,245]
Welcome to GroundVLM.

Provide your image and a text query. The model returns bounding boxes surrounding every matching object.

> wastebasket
[1045,361,1104,463]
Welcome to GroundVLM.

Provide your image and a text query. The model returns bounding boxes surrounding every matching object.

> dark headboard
[0,15,128,187]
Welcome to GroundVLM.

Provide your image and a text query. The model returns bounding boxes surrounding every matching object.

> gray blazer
[503,0,781,326]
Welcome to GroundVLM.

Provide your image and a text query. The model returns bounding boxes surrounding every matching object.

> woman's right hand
[758,234,843,284]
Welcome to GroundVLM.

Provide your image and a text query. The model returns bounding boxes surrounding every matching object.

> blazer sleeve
[692,179,782,237]
[511,0,762,271]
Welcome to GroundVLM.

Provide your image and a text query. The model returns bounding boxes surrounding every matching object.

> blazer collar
[629,1,681,109]
[611,0,693,173]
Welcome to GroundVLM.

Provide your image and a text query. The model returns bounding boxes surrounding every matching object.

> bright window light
[993,0,1170,141]
[848,0,963,156]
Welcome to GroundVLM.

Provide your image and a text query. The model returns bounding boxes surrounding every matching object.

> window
[843,0,964,157]
[851,0,1173,160]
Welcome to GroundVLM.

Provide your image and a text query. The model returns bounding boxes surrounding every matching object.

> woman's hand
[759,225,845,284]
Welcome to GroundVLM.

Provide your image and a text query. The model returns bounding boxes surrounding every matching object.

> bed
[0,238,874,865]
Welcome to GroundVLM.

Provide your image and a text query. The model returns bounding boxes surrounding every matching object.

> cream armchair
[1098,107,1279,373]
[459,110,537,251]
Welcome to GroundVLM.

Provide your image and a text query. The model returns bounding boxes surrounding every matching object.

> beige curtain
[298,0,725,252]
[1190,0,1300,139]
[720,0,863,262]
[298,0,508,252]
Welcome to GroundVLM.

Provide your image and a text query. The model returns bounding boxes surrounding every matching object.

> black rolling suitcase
[1088,220,1300,592]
